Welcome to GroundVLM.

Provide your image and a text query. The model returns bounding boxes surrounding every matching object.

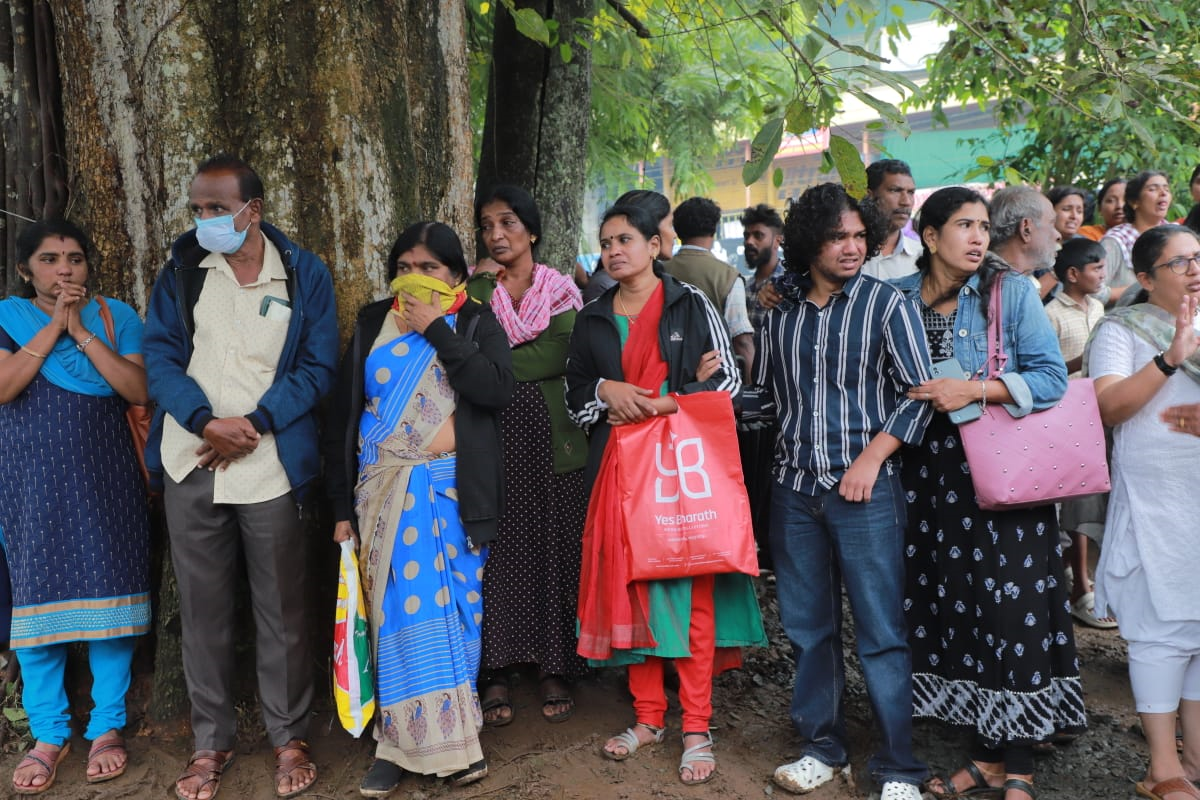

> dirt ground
[0,579,1149,800]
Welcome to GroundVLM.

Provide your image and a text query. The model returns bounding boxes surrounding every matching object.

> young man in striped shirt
[758,183,933,800]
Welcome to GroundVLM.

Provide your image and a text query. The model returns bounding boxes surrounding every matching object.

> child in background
[1045,237,1116,630]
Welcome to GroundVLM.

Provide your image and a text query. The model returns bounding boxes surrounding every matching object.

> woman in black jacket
[324,222,512,795]
[565,204,764,786]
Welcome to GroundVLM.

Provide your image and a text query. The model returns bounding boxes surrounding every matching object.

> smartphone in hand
[929,358,983,424]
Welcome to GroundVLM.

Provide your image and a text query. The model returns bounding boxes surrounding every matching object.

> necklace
[615,290,639,322]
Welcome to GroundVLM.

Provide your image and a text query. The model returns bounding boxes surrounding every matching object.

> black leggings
[971,743,1034,777]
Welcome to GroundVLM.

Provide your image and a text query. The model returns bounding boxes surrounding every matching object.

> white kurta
[1090,320,1200,644]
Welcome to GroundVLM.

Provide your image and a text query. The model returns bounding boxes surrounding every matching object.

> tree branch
[606,0,650,38]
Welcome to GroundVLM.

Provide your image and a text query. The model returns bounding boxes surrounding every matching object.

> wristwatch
[1154,351,1178,376]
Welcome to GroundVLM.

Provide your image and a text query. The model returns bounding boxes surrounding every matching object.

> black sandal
[1002,778,1036,799]
[479,674,513,728]
[359,759,403,798]
[450,759,488,787]
[925,761,1002,798]
[539,674,575,723]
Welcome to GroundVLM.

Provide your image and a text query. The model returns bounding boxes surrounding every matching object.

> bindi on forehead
[37,236,84,256]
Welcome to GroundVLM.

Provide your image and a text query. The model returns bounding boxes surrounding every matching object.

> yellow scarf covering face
[389,273,467,316]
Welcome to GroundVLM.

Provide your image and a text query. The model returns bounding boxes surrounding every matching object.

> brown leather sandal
[12,742,70,796]
[175,749,235,800]
[273,739,317,799]
[86,730,127,783]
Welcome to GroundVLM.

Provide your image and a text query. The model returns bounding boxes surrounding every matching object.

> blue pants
[769,470,927,786]
[17,637,138,745]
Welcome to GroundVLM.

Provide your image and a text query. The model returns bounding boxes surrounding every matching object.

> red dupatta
[576,281,668,660]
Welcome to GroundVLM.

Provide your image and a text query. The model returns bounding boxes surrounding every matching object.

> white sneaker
[880,781,922,800]
[772,756,849,794]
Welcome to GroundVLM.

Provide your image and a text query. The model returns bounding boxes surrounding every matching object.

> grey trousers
[164,469,312,749]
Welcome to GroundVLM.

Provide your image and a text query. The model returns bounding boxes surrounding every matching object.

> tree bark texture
[476,0,592,275]
[1,1,68,295]
[3,0,473,720]
[7,0,472,328]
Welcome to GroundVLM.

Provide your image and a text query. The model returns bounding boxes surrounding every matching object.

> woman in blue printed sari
[325,222,513,796]
[0,219,150,794]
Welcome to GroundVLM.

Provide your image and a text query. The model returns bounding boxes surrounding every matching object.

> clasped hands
[600,349,722,425]
[52,280,91,342]
[196,417,260,471]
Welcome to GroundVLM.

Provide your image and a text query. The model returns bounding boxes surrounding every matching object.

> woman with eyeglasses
[1088,224,1200,800]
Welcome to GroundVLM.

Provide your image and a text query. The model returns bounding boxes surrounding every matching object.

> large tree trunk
[1,1,68,295]
[476,0,592,275]
[47,0,472,319]
[4,0,472,720]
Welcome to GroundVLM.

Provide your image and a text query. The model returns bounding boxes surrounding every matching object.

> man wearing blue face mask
[143,154,338,800]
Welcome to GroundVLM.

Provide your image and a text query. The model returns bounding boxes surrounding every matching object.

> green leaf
[802,33,824,62]
[3,707,28,723]
[510,7,550,45]
[742,117,785,186]
[962,165,992,182]
[785,99,815,135]
[773,167,784,188]
[848,89,910,136]
[829,135,867,198]
[559,43,573,63]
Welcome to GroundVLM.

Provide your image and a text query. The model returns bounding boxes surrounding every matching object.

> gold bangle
[20,346,47,359]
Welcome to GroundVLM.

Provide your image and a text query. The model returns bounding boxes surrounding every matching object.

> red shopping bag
[614,391,760,581]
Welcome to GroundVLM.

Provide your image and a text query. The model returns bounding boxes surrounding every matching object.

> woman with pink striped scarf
[469,185,589,729]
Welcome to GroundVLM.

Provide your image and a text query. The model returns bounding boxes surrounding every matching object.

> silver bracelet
[76,333,97,352]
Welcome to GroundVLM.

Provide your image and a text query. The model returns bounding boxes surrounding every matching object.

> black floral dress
[901,303,1086,748]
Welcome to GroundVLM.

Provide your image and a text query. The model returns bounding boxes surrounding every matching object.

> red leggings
[626,574,715,733]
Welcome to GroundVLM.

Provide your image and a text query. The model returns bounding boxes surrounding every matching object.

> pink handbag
[957,285,1110,511]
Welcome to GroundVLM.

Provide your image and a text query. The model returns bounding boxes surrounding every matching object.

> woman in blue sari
[0,219,150,794]
[325,222,513,796]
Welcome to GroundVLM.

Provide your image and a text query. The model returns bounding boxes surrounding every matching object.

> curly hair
[740,203,782,231]
[672,196,721,240]
[782,183,886,273]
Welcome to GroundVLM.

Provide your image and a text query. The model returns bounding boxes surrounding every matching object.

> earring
[531,235,538,243]
[929,245,937,255]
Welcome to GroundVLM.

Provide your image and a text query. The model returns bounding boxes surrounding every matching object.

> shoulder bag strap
[981,281,1008,378]
[95,295,117,347]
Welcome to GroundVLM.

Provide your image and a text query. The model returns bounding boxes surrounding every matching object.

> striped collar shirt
[754,271,933,495]
[747,263,785,335]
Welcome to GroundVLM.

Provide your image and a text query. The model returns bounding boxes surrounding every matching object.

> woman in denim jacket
[890,187,1080,800]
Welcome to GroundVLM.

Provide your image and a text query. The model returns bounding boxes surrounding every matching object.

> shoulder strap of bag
[95,295,117,347]
[981,280,1008,378]
[461,307,481,343]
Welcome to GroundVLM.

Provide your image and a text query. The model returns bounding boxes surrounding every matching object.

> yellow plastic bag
[334,539,375,737]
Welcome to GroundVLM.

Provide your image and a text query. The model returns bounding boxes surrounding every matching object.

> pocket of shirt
[243,313,290,374]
